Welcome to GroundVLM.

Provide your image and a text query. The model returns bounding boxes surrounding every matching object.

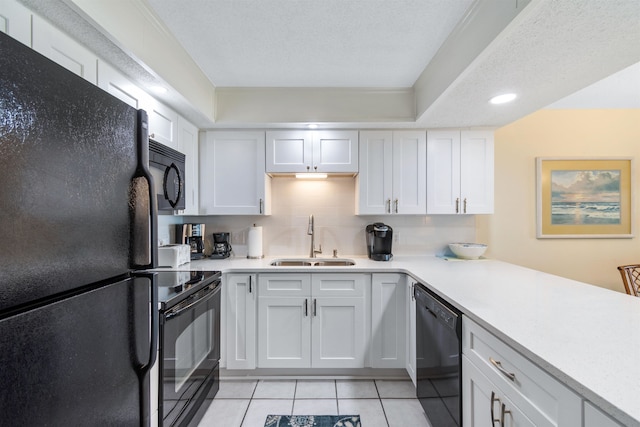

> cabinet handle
[489,357,516,382]
[394,199,399,214]
[490,391,500,426]
[304,299,308,317]
[455,197,460,213]
[386,199,391,214]
[313,298,317,317]
[314,165,318,171]
[307,165,310,171]
[248,276,252,294]
[463,197,467,214]
[500,402,511,427]
[259,198,263,214]
[411,282,415,301]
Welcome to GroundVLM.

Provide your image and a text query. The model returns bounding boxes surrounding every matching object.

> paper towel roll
[247,225,264,259]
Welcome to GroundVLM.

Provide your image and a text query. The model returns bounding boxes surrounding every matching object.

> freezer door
[0,275,155,426]
[0,31,145,310]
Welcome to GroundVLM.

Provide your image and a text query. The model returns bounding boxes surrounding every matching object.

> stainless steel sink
[270,259,314,266]
[313,259,355,266]
[270,258,355,267]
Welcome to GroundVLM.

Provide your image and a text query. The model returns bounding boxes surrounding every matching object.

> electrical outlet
[394,231,400,243]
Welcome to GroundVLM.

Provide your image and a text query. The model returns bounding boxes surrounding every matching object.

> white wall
[183,177,476,257]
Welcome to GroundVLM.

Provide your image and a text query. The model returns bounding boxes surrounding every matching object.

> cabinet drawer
[312,274,367,297]
[259,274,311,297]
[463,317,581,427]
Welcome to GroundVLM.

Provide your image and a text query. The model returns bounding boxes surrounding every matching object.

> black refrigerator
[0,31,158,426]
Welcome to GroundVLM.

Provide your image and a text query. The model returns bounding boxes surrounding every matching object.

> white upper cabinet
[177,116,199,215]
[146,97,179,150]
[357,130,426,215]
[32,15,98,84]
[427,130,494,214]
[97,61,151,109]
[199,131,271,215]
[0,0,31,47]
[266,130,358,174]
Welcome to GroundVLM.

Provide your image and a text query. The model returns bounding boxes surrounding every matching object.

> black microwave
[149,139,186,211]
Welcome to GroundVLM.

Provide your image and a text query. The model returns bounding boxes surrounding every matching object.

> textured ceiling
[29,0,640,128]
[146,0,473,88]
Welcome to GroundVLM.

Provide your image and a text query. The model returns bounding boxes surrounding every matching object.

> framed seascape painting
[536,158,633,238]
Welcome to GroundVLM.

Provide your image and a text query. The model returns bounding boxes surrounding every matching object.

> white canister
[247,224,263,259]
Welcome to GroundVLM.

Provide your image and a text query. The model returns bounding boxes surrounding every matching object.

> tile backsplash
[163,177,476,257]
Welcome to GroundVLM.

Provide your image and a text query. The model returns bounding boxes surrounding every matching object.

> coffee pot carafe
[211,232,232,259]
[365,223,393,261]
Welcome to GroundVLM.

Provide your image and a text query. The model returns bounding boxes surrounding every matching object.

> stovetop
[155,270,221,310]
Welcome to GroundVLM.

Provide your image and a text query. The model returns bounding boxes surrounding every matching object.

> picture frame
[536,157,634,239]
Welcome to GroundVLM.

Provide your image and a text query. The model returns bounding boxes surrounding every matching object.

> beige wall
[477,109,640,292]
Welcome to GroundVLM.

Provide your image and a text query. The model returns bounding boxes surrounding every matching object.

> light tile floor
[198,379,431,427]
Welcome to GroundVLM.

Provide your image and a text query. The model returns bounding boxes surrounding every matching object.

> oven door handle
[166,283,220,320]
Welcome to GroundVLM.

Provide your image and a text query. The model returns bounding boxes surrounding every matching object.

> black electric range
[155,269,221,427]
[155,270,221,310]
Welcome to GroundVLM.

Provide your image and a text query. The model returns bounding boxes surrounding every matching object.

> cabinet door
[584,402,624,427]
[371,273,406,369]
[427,130,461,214]
[460,130,494,214]
[406,280,417,386]
[32,15,97,84]
[392,131,426,214]
[226,274,257,370]
[177,117,199,215]
[265,130,312,173]
[313,130,358,173]
[357,131,393,215]
[199,131,270,215]
[463,356,536,427]
[97,61,151,110]
[0,0,31,47]
[258,296,311,368]
[146,98,179,149]
[311,297,366,368]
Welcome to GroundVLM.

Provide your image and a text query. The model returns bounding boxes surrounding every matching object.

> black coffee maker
[176,223,206,260]
[366,223,393,261]
[211,232,232,259]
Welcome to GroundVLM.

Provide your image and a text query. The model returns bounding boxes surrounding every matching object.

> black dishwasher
[415,283,462,427]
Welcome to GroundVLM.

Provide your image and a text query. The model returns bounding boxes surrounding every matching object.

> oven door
[161,282,220,426]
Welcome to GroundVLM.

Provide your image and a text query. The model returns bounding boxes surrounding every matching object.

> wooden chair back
[617,264,640,296]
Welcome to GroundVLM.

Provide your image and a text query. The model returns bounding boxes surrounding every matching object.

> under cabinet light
[307,124,318,129]
[295,173,328,179]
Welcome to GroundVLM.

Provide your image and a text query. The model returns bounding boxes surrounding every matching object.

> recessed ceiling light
[307,124,318,129]
[490,93,517,104]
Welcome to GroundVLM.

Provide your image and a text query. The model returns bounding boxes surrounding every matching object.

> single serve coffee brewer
[365,223,393,261]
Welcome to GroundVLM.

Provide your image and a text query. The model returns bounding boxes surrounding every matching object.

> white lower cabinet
[257,273,368,369]
[225,274,257,370]
[463,355,535,427]
[405,279,417,386]
[584,401,625,427]
[463,316,582,427]
[370,273,406,369]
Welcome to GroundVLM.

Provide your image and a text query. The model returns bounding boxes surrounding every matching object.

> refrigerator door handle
[130,109,158,270]
[132,271,158,427]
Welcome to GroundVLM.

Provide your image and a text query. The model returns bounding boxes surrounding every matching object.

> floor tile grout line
[374,380,391,427]
[239,380,258,427]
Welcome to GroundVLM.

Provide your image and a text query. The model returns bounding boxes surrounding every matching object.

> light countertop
[165,254,640,426]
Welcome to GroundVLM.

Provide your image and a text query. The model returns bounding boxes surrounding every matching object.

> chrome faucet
[307,214,322,258]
